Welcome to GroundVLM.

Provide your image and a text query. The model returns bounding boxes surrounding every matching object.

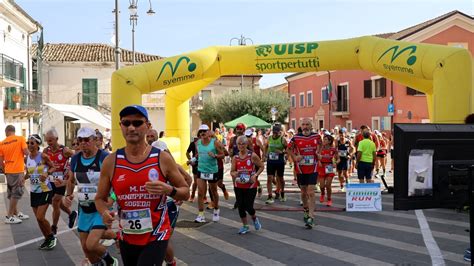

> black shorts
[198,171,218,183]
[167,201,179,229]
[192,165,198,175]
[296,173,318,186]
[51,183,66,196]
[31,191,53,207]
[390,149,394,159]
[216,168,224,181]
[267,163,285,177]
[357,162,373,180]
[119,240,168,266]
[337,160,348,171]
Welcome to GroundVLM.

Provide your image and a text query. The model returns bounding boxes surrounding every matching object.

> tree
[198,90,289,124]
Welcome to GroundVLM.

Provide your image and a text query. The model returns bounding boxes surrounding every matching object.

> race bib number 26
[120,209,153,234]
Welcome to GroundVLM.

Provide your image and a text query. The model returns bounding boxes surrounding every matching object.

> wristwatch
[169,186,177,197]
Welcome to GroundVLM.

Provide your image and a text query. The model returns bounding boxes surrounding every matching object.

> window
[406,87,425,96]
[201,90,212,102]
[290,94,296,108]
[321,87,329,104]
[371,117,380,131]
[291,119,296,130]
[307,91,313,107]
[299,93,305,107]
[82,79,98,108]
[336,83,349,112]
[346,120,352,132]
[364,78,386,98]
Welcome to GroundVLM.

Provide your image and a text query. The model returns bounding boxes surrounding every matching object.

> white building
[0,0,41,139]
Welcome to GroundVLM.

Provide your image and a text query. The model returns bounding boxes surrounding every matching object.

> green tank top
[197,138,218,174]
[267,135,285,163]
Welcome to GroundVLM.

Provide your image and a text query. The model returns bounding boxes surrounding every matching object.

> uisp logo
[156,56,197,86]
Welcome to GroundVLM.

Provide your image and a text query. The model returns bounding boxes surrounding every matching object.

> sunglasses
[77,137,92,143]
[27,141,36,145]
[121,120,146,127]
[72,142,79,146]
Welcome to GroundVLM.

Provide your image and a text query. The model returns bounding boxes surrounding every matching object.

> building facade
[287,11,474,132]
[0,1,40,139]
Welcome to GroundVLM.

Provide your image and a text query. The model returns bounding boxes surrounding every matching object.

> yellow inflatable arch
[111,36,472,164]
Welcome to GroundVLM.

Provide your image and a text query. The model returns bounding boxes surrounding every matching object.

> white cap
[152,140,168,151]
[374,129,381,135]
[77,127,96,138]
[198,124,210,131]
[288,129,295,134]
[244,129,253,137]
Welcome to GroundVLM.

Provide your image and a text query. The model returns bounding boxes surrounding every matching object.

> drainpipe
[27,23,41,135]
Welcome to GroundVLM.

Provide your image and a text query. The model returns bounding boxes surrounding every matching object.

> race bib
[50,172,64,181]
[237,173,251,184]
[120,209,153,234]
[325,164,334,174]
[77,184,97,205]
[300,155,314,166]
[201,173,214,181]
[338,150,348,157]
[269,152,279,160]
[30,176,40,185]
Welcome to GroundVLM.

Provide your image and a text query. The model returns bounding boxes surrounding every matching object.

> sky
[16,0,473,88]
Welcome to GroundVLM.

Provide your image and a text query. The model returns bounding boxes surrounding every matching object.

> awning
[44,103,111,129]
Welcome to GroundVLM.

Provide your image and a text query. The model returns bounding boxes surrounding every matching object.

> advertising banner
[346,183,382,212]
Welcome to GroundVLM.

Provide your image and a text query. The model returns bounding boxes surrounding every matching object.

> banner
[346,183,382,212]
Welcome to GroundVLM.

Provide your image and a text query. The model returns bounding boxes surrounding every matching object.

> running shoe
[280,196,287,202]
[319,194,325,203]
[4,216,21,224]
[257,186,262,198]
[341,187,346,192]
[274,191,280,200]
[166,259,177,266]
[464,253,471,262]
[40,236,57,250]
[194,215,206,223]
[100,239,116,247]
[68,210,78,228]
[315,186,321,193]
[466,248,471,255]
[305,217,314,229]
[223,190,229,200]
[303,211,309,223]
[212,209,220,222]
[16,212,29,220]
[327,199,333,207]
[265,197,274,204]
[299,200,303,206]
[51,225,58,235]
[233,202,238,209]
[111,256,119,266]
[189,196,195,202]
[238,225,250,235]
[253,218,262,231]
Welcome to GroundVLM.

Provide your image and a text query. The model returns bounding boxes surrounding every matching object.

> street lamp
[128,0,155,65]
[230,35,253,91]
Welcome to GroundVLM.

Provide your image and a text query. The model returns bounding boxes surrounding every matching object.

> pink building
[287,11,474,132]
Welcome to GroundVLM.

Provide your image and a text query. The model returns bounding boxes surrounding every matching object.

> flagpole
[328,71,331,131]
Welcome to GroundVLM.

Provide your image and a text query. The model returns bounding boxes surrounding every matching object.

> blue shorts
[77,209,106,233]
[167,201,179,229]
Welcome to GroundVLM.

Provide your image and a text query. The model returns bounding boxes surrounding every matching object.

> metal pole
[132,22,135,65]
[328,71,331,130]
[114,0,120,70]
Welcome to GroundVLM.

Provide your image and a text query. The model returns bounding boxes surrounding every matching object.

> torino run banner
[346,183,382,212]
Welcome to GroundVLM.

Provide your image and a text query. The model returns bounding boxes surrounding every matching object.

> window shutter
[380,78,386,97]
[364,80,372,98]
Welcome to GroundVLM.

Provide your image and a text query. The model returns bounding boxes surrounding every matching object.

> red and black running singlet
[317,147,337,177]
[291,133,322,175]
[234,151,256,189]
[252,137,261,159]
[112,147,171,245]
[44,145,69,180]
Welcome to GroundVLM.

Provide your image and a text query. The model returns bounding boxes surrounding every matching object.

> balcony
[4,89,42,118]
[332,100,350,118]
[0,54,24,87]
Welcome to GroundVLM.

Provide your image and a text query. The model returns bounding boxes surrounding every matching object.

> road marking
[228,202,463,263]
[415,210,446,266]
[0,227,77,254]
[175,228,285,265]
[180,203,390,265]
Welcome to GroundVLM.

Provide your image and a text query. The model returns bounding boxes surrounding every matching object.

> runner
[194,124,225,223]
[43,128,77,233]
[317,134,339,207]
[228,123,246,157]
[231,135,264,234]
[146,129,158,145]
[356,130,377,183]
[0,125,29,224]
[64,127,117,265]
[245,129,265,198]
[336,130,354,192]
[209,129,230,206]
[264,124,287,204]
[288,118,322,229]
[375,130,388,179]
[96,105,189,266]
[25,134,57,249]
[186,135,199,202]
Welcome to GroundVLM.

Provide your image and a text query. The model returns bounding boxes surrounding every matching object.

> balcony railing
[4,89,42,112]
[0,54,24,84]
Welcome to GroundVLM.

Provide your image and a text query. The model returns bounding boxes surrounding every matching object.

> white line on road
[0,227,77,254]
[415,210,446,266]
[175,227,285,265]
